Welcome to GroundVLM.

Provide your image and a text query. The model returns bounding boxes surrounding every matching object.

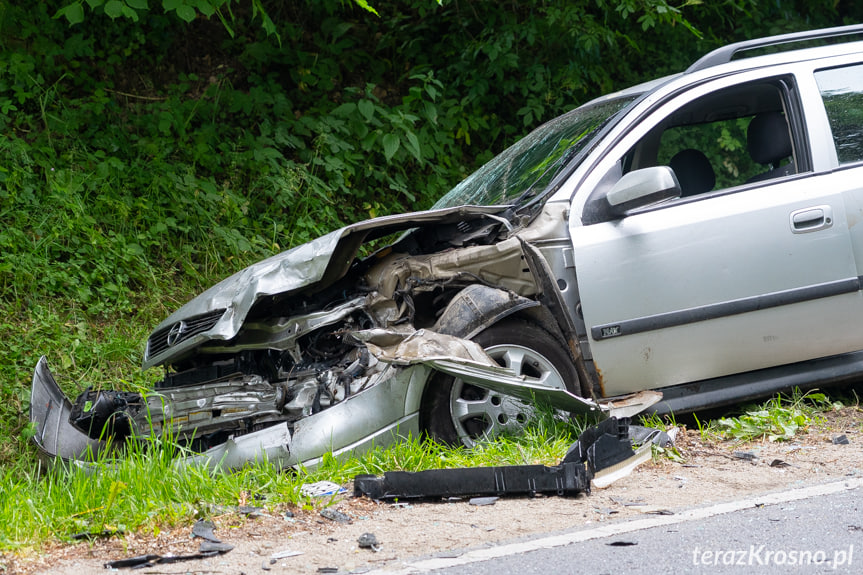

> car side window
[655,117,760,192]
[633,80,800,195]
[582,78,803,225]
[815,64,863,165]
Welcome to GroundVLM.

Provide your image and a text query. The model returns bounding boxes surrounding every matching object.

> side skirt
[649,349,863,415]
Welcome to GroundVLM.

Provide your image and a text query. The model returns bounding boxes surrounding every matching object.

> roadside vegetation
[0,412,583,550]
[700,390,848,443]
[0,390,853,552]
[1,0,861,554]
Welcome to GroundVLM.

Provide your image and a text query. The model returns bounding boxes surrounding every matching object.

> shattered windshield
[432,95,639,209]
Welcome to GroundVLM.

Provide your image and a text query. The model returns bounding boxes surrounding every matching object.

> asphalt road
[382,479,863,575]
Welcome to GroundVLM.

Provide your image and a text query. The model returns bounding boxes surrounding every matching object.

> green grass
[0,289,196,467]
[711,390,837,442]
[0,409,585,553]
[680,390,841,444]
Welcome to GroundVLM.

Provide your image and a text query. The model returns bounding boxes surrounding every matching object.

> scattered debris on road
[358,532,381,552]
[191,519,220,543]
[271,549,304,560]
[320,508,352,523]
[103,541,234,570]
[302,481,348,498]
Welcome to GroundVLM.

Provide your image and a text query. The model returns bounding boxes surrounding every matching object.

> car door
[814,60,863,286]
[570,73,863,398]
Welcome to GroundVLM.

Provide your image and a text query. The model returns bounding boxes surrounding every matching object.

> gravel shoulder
[10,407,863,575]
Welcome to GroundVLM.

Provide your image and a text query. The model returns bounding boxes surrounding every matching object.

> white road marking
[372,477,863,574]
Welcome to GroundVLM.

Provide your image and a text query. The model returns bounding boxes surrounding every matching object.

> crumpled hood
[143,205,509,369]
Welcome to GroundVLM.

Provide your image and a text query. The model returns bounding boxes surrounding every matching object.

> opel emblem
[166,321,188,347]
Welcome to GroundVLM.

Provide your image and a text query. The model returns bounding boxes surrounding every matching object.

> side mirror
[606,166,680,216]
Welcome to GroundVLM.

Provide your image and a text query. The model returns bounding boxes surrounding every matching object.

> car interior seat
[746,112,795,183]
[669,148,716,197]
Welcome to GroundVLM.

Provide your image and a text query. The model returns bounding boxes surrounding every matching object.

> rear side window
[815,65,863,164]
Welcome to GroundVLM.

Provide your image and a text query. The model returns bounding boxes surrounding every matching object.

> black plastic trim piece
[354,462,591,501]
[354,418,633,501]
[591,276,862,341]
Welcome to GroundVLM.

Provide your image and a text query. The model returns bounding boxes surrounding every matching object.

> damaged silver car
[32,25,863,469]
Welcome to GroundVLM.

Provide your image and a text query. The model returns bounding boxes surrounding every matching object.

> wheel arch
[411,282,588,439]
[433,282,591,398]
[433,283,540,340]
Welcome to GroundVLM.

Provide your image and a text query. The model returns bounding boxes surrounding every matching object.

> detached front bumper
[29,356,422,471]
[30,356,104,466]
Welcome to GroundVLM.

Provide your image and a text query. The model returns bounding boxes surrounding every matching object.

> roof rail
[687,24,863,73]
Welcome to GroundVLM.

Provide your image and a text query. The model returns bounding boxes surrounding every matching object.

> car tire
[421,318,579,447]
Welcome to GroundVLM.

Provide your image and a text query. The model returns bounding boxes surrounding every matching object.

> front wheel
[421,319,579,447]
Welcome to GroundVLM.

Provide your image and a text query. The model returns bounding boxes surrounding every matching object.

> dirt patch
[11,407,863,575]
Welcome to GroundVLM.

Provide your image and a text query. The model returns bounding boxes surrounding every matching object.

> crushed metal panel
[360,328,662,417]
[144,205,511,369]
[359,326,602,413]
[427,357,604,414]
[364,236,538,299]
[182,422,292,470]
[354,328,495,366]
[601,390,663,419]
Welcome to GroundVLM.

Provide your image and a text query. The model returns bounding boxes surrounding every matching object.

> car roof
[608,25,863,125]
[686,23,863,73]
[609,24,863,109]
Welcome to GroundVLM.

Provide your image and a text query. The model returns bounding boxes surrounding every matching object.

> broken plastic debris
[271,549,304,560]
[355,461,589,500]
[590,443,652,489]
[199,540,235,553]
[301,480,348,498]
[320,508,352,523]
[358,532,380,552]
[833,434,850,445]
[609,497,646,507]
[70,529,121,541]
[191,519,221,543]
[469,496,499,506]
[104,554,162,569]
[563,417,635,475]
[732,451,758,461]
[237,505,264,516]
[104,541,233,569]
[628,425,674,448]
[354,418,643,500]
